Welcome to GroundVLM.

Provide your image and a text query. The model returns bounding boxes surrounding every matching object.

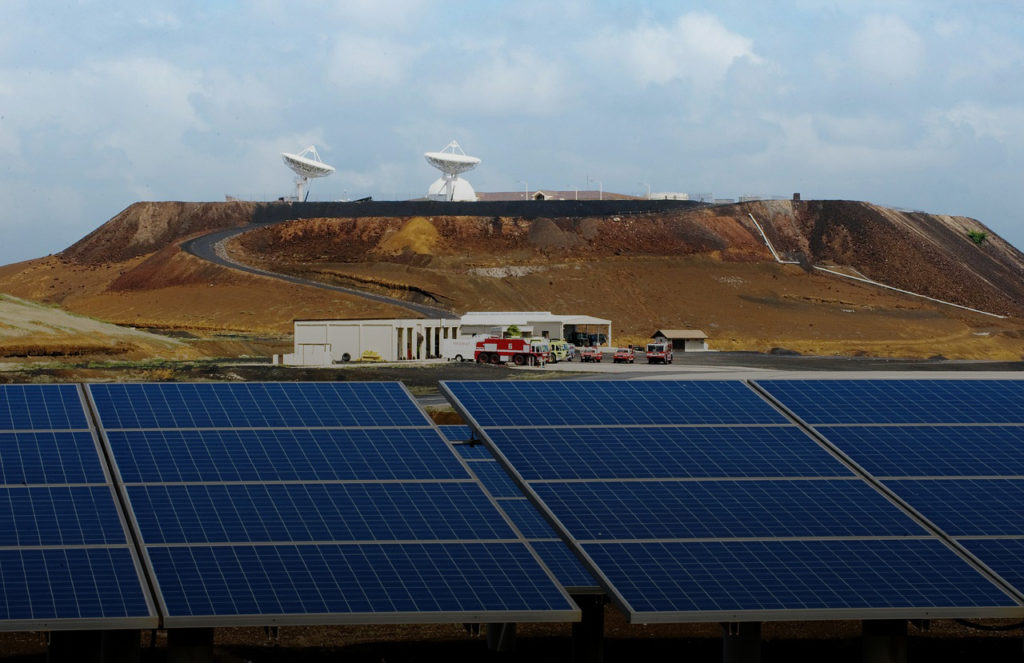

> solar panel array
[442,379,1023,622]
[0,385,155,631]
[86,382,577,627]
[758,378,1024,602]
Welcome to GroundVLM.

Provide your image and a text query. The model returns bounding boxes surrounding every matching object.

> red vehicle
[474,337,548,366]
[645,342,673,364]
[580,346,603,362]
[612,348,635,364]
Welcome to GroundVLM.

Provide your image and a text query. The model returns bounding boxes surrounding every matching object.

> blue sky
[1,1,1023,263]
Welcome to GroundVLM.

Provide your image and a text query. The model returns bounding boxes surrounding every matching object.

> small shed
[651,329,709,352]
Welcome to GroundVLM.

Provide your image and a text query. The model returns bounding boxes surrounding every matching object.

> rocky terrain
[1,198,1023,360]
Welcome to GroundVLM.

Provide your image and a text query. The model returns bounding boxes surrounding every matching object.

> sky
[2,1,1024,264]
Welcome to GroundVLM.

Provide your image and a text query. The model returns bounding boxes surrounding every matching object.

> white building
[276,311,612,366]
[278,318,461,365]
[651,329,710,352]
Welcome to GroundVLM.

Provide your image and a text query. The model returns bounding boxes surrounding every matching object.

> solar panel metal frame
[87,381,580,628]
[0,384,158,632]
[442,379,1024,623]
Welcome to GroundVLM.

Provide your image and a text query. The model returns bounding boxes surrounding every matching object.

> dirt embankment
[2,199,1024,360]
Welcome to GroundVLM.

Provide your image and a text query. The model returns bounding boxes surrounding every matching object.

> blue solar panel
[0,486,126,546]
[960,539,1024,596]
[439,425,473,441]
[584,539,1018,617]
[468,460,523,498]
[759,379,1024,425]
[495,498,562,539]
[817,425,1024,477]
[444,380,788,427]
[485,426,852,480]
[0,432,106,485]
[532,480,927,540]
[108,428,469,483]
[147,542,576,619]
[127,482,517,544]
[89,382,430,429]
[528,540,598,589]
[881,479,1024,536]
[0,384,88,431]
[0,547,151,622]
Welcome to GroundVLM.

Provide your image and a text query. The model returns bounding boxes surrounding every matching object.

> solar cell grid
[494,498,562,539]
[444,380,788,427]
[486,426,852,480]
[0,486,126,546]
[584,539,1019,617]
[108,428,469,483]
[759,379,1024,425]
[816,425,1024,478]
[0,432,106,485]
[89,382,430,429]
[468,460,522,498]
[148,542,575,620]
[128,482,517,545]
[532,480,927,540]
[527,540,598,589]
[0,384,88,432]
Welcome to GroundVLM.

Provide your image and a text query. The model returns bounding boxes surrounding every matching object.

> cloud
[430,51,572,116]
[326,35,425,89]
[590,12,761,90]
[849,15,924,81]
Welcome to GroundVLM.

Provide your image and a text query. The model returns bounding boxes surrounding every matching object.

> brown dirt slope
[2,198,1024,360]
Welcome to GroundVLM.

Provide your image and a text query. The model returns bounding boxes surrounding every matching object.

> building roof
[474,190,641,202]
[460,311,611,326]
[652,329,708,339]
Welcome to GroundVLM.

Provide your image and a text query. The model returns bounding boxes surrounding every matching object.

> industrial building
[277,311,612,366]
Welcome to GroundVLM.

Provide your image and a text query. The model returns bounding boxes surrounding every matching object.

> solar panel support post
[486,623,516,653]
[571,594,605,663]
[166,628,214,663]
[721,622,761,663]
[861,620,907,663]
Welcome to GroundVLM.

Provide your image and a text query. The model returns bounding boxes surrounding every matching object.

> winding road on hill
[181,224,458,319]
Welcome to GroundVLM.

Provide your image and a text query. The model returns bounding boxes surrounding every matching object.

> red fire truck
[474,337,549,366]
[645,342,673,364]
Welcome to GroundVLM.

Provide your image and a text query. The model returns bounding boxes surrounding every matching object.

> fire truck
[474,337,549,366]
[645,342,673,364]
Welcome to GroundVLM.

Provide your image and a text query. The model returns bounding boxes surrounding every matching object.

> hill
[1,199,1023,360]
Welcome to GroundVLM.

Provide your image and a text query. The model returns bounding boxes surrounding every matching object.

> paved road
[181,223,458,319]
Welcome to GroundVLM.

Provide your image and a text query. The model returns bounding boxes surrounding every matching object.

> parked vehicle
[548,339,569,363]
[645,342,673,364]
[612,348,635,364]
[474,337,548,366]
[441,334,488,362]
[580,346,603,362]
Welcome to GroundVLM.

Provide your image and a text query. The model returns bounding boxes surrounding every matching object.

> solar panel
[444,380,788,427]
[0,384,88,431]
[0,384,156,631]
[528,540,599,589]
[467,460,522,498]
[881,479,1024,536]
[89,382,431,429]
[441,378,1024,622]
[97,382,577,626]
[485,426,853,480]
[758,379,1024,425]
[107,428,469,483]
[583,539,1018,620]
[495,498,563,539]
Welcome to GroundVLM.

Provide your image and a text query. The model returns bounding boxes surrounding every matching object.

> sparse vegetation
[968,229,988,245]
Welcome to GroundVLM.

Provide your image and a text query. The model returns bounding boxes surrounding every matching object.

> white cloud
[326,35,424,88]
[431,51,572,116]
[849,15,924,81]
[591,12,761,90]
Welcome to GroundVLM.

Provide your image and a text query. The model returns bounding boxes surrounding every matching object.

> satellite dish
[424,140,480,201]
[281,145,335,201]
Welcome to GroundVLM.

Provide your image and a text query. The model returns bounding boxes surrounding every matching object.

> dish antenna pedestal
[424,141,480,202]
[281,146,335,201]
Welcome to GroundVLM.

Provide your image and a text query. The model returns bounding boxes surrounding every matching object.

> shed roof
[651,329,708,339]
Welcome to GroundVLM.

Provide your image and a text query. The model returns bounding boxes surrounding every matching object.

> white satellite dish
[424,140,480,201]
[281,145,335,201]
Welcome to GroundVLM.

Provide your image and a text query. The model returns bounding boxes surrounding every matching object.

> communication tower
[281,146,335,201]
[424,141,480,202]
